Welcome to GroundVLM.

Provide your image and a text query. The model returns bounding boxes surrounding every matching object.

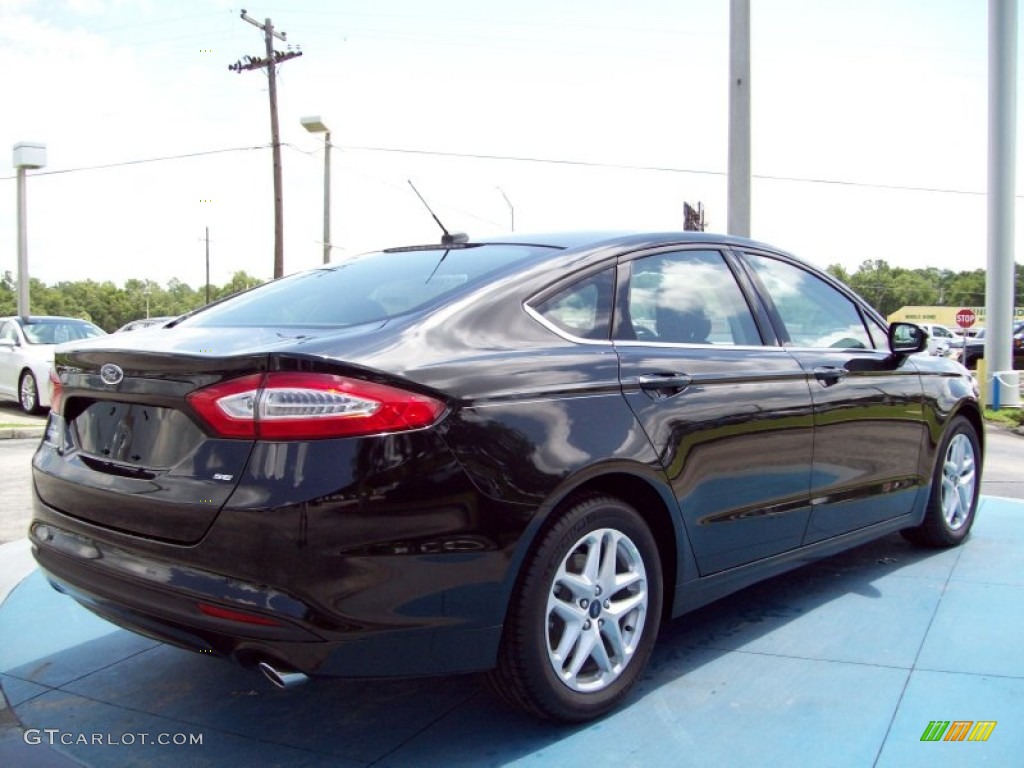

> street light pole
[301,116,332,264]
[13,143,47,322]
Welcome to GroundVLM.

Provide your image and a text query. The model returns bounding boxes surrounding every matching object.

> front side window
[744,254,874,349]
[619,250,762,346]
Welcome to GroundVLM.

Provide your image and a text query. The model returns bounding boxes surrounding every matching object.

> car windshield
[185,244,558,328]
[22,321,104,344]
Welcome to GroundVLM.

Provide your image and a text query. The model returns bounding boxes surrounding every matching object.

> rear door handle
[813,366,848,386]
[637,373,692,398]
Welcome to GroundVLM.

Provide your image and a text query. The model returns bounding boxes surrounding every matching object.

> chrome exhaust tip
[258,660,309,689]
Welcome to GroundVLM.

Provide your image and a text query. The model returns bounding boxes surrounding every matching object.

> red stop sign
[955,308,976,329]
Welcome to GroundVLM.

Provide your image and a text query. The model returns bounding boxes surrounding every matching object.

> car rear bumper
[28,506,511,678]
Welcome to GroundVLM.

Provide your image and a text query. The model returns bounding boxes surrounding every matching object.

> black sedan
[29,232,982,722]
[960,320,1024,369]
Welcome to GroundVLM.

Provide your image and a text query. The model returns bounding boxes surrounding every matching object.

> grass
[984,407,1024,427]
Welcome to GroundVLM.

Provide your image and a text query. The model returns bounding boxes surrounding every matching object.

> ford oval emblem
[99,363,124,386]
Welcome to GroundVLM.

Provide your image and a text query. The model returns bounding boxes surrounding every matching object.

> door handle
[813,366,848,386]
[637,373,692,397]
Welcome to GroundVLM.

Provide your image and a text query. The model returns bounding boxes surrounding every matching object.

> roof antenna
[407,180,468,245]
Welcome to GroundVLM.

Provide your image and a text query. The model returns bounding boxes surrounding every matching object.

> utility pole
[986,0,1017,404]
[205,226,211,304]
[727,0,751,238]
[229,10,303,279]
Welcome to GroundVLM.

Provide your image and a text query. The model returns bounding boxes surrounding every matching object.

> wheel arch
[505,466,684,624]
[954,401,985,460]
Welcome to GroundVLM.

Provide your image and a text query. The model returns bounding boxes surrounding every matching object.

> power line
[0,140,1002,200]
[0,145,269,180]
[337,143,993,198]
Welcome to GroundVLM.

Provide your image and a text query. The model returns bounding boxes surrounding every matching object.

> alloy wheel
[941,432,976,531]
[545,527,648,693]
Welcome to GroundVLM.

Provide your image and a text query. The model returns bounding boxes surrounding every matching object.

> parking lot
[0,418,1022,766]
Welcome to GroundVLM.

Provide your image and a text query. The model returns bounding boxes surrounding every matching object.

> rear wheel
[901,415,980,548]
[487,495,662,722]
[19,371,41,414]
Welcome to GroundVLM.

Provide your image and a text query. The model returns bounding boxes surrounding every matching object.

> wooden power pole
[229,10,303,279]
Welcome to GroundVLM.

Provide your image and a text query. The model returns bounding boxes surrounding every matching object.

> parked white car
[0,316,106,413]
[916,323,958,357]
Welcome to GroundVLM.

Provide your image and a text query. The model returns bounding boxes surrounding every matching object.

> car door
[0,320,22,400]
[613,247,815,575]
[738,250,926,544]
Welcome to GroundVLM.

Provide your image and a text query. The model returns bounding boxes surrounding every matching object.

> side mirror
[889,322,927,356]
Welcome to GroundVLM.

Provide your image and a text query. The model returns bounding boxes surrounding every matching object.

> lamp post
[300,116,332,264]
[13,142,47,321]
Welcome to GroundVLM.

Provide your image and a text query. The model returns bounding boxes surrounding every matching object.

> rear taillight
[187,372,446,440]
[49,368,63,414]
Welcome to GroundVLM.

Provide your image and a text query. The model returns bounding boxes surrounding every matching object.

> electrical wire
[1,140,998,199]
[0,145,269,180]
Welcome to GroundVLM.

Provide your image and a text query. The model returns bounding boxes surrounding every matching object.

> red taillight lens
[49,368,63,414]
[187,372,446,440]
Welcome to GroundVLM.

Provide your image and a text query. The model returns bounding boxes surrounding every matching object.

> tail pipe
[258,660,309,689]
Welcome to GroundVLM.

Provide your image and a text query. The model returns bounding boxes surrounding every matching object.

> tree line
[825,260,1023,317]
[0,271,264,332]
[1,261,1019,333]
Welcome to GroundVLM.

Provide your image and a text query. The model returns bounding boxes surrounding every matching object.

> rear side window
[531,269,614,340]
[187,244,557,328]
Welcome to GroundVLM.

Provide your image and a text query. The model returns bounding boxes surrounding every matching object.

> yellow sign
[888,306,1024,326]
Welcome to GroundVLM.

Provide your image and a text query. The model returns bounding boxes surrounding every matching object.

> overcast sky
[0,0,1007,291]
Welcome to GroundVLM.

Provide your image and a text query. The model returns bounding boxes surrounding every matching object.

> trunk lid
[32,320,432,544]
[35,341,271,544]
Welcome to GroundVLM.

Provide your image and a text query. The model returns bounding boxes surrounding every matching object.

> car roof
[377,230,787,255]
[460,230,785,253]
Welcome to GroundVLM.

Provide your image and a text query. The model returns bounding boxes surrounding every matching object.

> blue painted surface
[877,670,1024,767]
[1,496,1021,766]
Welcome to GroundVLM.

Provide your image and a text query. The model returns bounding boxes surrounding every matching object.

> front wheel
[487,495,663,722]
[901,415,981,548]
[19,371,42,414]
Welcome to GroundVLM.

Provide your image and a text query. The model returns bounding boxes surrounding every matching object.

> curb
[0,428,44,441]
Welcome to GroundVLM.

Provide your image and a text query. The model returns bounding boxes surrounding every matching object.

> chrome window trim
[522,303,614,347]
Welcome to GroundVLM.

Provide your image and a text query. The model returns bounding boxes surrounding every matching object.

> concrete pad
[876,670,1024,767]
[916,580,1024,678]
[1,496,1022,766]
[0,572,158,688]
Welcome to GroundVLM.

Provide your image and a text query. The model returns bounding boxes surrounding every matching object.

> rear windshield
[186,244,557,328]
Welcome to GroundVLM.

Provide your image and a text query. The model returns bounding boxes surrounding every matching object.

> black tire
[901,415,980,548]
[18,371,41,415]
[486,494,663,722]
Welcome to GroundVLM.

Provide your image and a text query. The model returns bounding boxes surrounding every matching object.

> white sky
[0,0,1009,290]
